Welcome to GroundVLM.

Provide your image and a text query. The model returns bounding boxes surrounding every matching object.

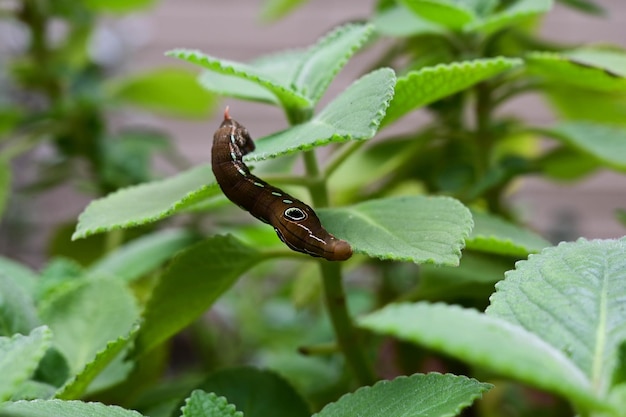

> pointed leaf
[188,367,309,417]
[106,68,215,118]
[73,165,218,239]
[399,0,477,29]
[247,68,396,160]
[565,48,626,78]
[315,373,491,417]
[468,0,553,35]
[182,390,243,417]
[543,122,626,171]
[134,235,262,356]
[87,229,198,282]
[318,196,472,265]
[0,399,145,417]
[39,279,139,375]
[56,327,137,400]
[0,326,52,401]
[382,58,522,127]
[0,272,40,336]
[166,49,311,110]
[467,210,551,256]
[360,302,604,410]
[291,24,373,104]
[487,238,626,397]
[526,51,626,92]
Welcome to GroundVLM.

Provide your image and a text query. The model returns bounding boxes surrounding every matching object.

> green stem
[302,149,376,385]
[324,141,365,178]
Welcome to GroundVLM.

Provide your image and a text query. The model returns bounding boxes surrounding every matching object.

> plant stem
[302,149,376,386]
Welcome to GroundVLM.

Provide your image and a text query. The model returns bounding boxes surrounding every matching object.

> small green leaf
[318,195,472,265]
[186,367,309,417]
[543,122,626,171]
[557,0,604,14]
[39,279,139,376]
[167,49,311,110]
[0,326,52,402]
[467,210,551,256]
[291,24,374,104]
[487,238,626,397]
[360,303,604,410]
[468,0,553,35]
[260,0,308,21]
[248,68,396,160]
[526,51,626,93]
[83,0,157,13]
[198,72,280,105]
[87,229,198,282]
[315,373,491,417]
[0,272,40,336]
[382,57,522,127]
[539,147,601,181]
[72,165,218,240]
[565,48,626,78]
[373,4,445,37]
[106,68,215,118]
[134,236,262,356]
[0,399,145,417]
[182,390,242,417]
[399,0,477,29]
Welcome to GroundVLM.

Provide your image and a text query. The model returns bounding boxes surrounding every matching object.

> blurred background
[1,0,625,267]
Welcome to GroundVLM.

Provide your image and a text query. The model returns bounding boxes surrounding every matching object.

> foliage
[2,1,626,417]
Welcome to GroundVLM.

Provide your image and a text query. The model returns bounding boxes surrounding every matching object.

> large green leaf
[315,373,491,417]
[106,68,215,118]
[382,58,522,127]
[487,238,626,397]
[0,272,40,336]
[360,303,605,411]
[134,235,262,356]
[0,256,38,296]
[318,195,472,265]
[466,210,551,256]
[526,51,626,93]
[186,367,310,417]
[543,122,626,171]
[399,0,477,29]
[87,229,198,282]
[0,399,145,417]
[182,390,242,417]
[72,165,218,240]
[0,326,52,402]
[248,68,396,160]
[39,279,139,376]
[468,0,553,35]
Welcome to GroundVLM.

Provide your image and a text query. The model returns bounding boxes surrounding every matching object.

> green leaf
[106,68,215,118]
[466,210,551,256]
[557,0,604,14]
[186,367,309,417]
[487,238,626,397]
[360,303,604,410]
[0,272,40,336]
[0,158,10,220]
[39,279,139,376]
[543,122,626,171]
[166,50,311,110]
[248,68,396,160]
[72,165,218,240]
[0,399,145,417]
[318,196,472,265]
[382,57,522,127]
[87,229,198,282]
[182,390,242,417]
[539,147,601,181]
[526,51,626,93]
[565,48,626,78]
[0,256,38,296]
[315,373,491,417]
[468,0,553,35]
[545,86,626,127]
[372,4,445,37]
[399,0,477,29]
[134,236,262,356]
[82,0,158,13]
[55,327,137,400]
[291,23,374,105]
[0,327,52,402]
[260,0,307,21]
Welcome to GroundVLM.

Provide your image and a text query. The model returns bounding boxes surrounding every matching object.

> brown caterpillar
[211,107,352,261]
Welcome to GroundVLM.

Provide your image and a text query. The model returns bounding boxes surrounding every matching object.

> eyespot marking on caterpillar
[284,207,307,221]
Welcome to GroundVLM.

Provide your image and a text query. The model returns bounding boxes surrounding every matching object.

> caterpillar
[211,107,352,261]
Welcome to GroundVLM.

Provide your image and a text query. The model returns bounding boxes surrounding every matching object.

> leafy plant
[2,1,626,417]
